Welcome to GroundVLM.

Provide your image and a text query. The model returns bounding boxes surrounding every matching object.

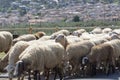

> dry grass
[0,52,5,59]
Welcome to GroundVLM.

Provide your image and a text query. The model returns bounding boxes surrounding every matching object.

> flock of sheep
[0,27,120,80]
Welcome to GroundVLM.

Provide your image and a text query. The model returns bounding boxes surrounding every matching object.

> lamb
[13,31,46,45]
[0,31,13,53]
[14,41,66,80]
[50,29,70,39]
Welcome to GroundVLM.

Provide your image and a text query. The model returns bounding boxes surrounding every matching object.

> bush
[72,15,80,22]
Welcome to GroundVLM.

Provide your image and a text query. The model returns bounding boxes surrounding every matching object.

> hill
[0,0,120,12]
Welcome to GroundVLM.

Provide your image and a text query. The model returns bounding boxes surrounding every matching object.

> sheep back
[88,43,114,64]
[66,40,95,60]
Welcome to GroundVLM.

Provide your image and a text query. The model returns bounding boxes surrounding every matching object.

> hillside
[0,0,120,27]
[0,0,120,12]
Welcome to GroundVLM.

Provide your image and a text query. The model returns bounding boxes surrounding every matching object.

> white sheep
[0,31,13,53]
[90,27,102,34]
[13,31,46,45]
[6,41,30,80]
[72,29,86,37]
[6,39,56,80]
[50,29,70,39]
[102,28,112,33]
[14,41,65,80]
[55,34,83,50]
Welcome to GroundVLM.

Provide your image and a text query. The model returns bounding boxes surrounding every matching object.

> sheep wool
[0,31,13,53]
[19,42,65,72]
[66,40,95,60]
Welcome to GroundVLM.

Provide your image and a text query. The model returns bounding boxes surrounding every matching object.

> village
[0,0,120,26]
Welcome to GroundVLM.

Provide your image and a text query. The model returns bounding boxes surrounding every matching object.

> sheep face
[82,57,89,65]
[14,60,28,77]
[55,34,66,46]
[5,65,15,78]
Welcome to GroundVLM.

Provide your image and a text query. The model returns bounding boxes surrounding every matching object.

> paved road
[0,71,120,80]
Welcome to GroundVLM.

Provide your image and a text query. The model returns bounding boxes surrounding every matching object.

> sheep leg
[111,64,115,73]
[106,63,110,76]
[33,70,38,80]
[21,75,24,80]
[54,67,57,80]
[28,69,31,80]
[58,68,63,80]
[44,69,49,80]
[37,72,41,80]
[54,67,63,80]
[90,63,96,76]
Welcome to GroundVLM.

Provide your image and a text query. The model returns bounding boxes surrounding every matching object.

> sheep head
[82,57,89,65]
[55,34,68,49]
[5,65,15,78]
[14,60,29,77]
[34,31,46,39]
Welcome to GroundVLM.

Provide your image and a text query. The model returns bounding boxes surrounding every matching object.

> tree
[73,15,80,22]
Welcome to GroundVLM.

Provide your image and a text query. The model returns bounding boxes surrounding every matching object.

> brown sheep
[87,43,114,76]
[66,40,95,75]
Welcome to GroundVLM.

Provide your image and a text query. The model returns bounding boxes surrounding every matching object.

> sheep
[82,39,120,76]
[72,29,86,37]
[55,34,69,49]
[89,38,108,45]
[13,31,46,45]
[34,31,46,39]
[0,53,9,72]
[105,39,120,70]
[79,32,96,40]
[102,28,112,34]
[14,41,66,80]
[112,29,120,35]
[55,34,83,50]
[0,36,50,73]
[6,41,31,80]
[82,43,115,76]
[50,29,70,39]
[6,39,57,80]
[66,40,95,75]
[90,27,102,34]
[38,35,51,41]
[6,40,44,80]
[0,31,13,53]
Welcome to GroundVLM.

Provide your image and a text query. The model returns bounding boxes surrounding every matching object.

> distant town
[0,0,120,26]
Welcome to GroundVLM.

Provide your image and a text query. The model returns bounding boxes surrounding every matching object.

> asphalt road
[0,71,120,80]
